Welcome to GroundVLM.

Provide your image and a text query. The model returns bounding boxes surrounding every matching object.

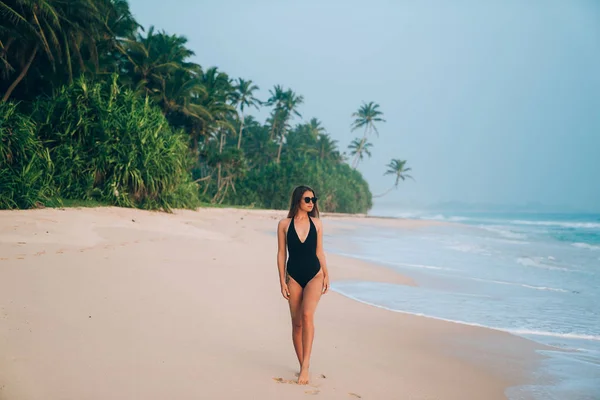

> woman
[277,185,330,385]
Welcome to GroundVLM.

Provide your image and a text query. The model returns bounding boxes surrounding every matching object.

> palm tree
[266,84,286,141]
[231,78,260,149]
[122,26,195,99]
[307,117,325,139]
[316,133,340,161]
[197,66,236,143]
[0,0,109,102]
[375,159,414,197]
[161,67,211,142]
[348,137,373,164]
[196,66,236,189]
[276,89,303,163]
[94,0,140,73]
[55,0,109,79]
[241,116,277,165]
[120,27,219,152]
[350,101,385,168]
[1,0,60,101]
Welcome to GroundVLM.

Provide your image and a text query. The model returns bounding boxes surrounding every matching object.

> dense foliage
[0,101,54,209]
[33,76,198,211]
[1,0,411,212]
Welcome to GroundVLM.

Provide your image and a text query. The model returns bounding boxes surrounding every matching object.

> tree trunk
[217,129,225,189]
[212,178,230,204]
[351,137,366,169]
[269,119,276,141]
[237,112,245,149]
[276,136,284,164]
[1,37,15,58]
[218,180,230,204]
[270,109,282,141]
[219,129,225,153]
[63,32,73,84]
[217,163,221,190]
[75,43,86,72]
[202,179,211,195]
[192,135,199,153]
[351,125,370,168]
[373,186,395,198]
[192,176,211,184]
[2,45,38,103]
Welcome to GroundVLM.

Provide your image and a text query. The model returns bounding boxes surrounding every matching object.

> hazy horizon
[129,0,600,213]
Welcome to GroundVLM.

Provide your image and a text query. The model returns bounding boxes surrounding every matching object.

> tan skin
[277,190,330,385]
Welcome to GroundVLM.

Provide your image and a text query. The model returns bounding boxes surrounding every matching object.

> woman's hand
[322,275,330,294]
[281,283,290,300]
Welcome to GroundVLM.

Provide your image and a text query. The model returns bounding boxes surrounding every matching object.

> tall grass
[0,102,55,209]
[31,75,200,211]
[1,76,200,211]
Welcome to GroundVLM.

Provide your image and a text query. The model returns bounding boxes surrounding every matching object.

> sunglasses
[303,196,318,204]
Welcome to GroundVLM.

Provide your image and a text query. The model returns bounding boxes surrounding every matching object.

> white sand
[0,207,542,399]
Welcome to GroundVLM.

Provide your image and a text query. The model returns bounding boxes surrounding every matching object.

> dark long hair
[287,185,320,218]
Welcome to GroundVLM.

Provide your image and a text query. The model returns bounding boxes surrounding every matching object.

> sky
[128,0,600,212]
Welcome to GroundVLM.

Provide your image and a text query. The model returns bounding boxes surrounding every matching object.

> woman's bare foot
[298,367,309,385]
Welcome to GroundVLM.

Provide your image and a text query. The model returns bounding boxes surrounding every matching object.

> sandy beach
[0,207,543,400]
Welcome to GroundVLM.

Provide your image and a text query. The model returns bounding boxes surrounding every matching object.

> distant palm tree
[161,67,211,149]
[197,66,236,189]
[94,0,140,74]
[307,117,325,139]
[350,101,385,168]
[266,84,286,141]
[197,66,236,142]
[279,89,304,163]
[316,133,339,161]
[266,86,303,163]
[231,78,260,149]
[375,159,414,197]
[348,137,373,163]
[122,26,195,99]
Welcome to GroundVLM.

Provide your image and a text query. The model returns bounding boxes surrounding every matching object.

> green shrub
[32,76,199,211]
[0,102,55,209]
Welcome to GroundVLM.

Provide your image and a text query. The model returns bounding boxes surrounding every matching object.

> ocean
[327,208,600,400]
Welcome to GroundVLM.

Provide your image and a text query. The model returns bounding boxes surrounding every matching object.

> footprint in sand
[272,377,295,384]
[273,376,324,393]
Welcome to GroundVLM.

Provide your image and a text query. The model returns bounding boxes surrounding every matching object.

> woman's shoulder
[278,217,292,229]
[310,216,323,227]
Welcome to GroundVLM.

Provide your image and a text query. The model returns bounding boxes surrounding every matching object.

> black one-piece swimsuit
[286,217,321,288]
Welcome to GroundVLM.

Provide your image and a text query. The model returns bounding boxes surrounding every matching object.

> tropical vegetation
[0,0,411,212]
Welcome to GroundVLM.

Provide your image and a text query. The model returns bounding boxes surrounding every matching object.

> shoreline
[0,206,543,399]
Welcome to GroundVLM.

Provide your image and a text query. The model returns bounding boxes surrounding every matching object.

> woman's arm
[314,218,330,294]
[277,219,289,299]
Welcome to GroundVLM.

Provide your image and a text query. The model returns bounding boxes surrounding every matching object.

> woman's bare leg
[298,271,324,385]
[287,277,304,369]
